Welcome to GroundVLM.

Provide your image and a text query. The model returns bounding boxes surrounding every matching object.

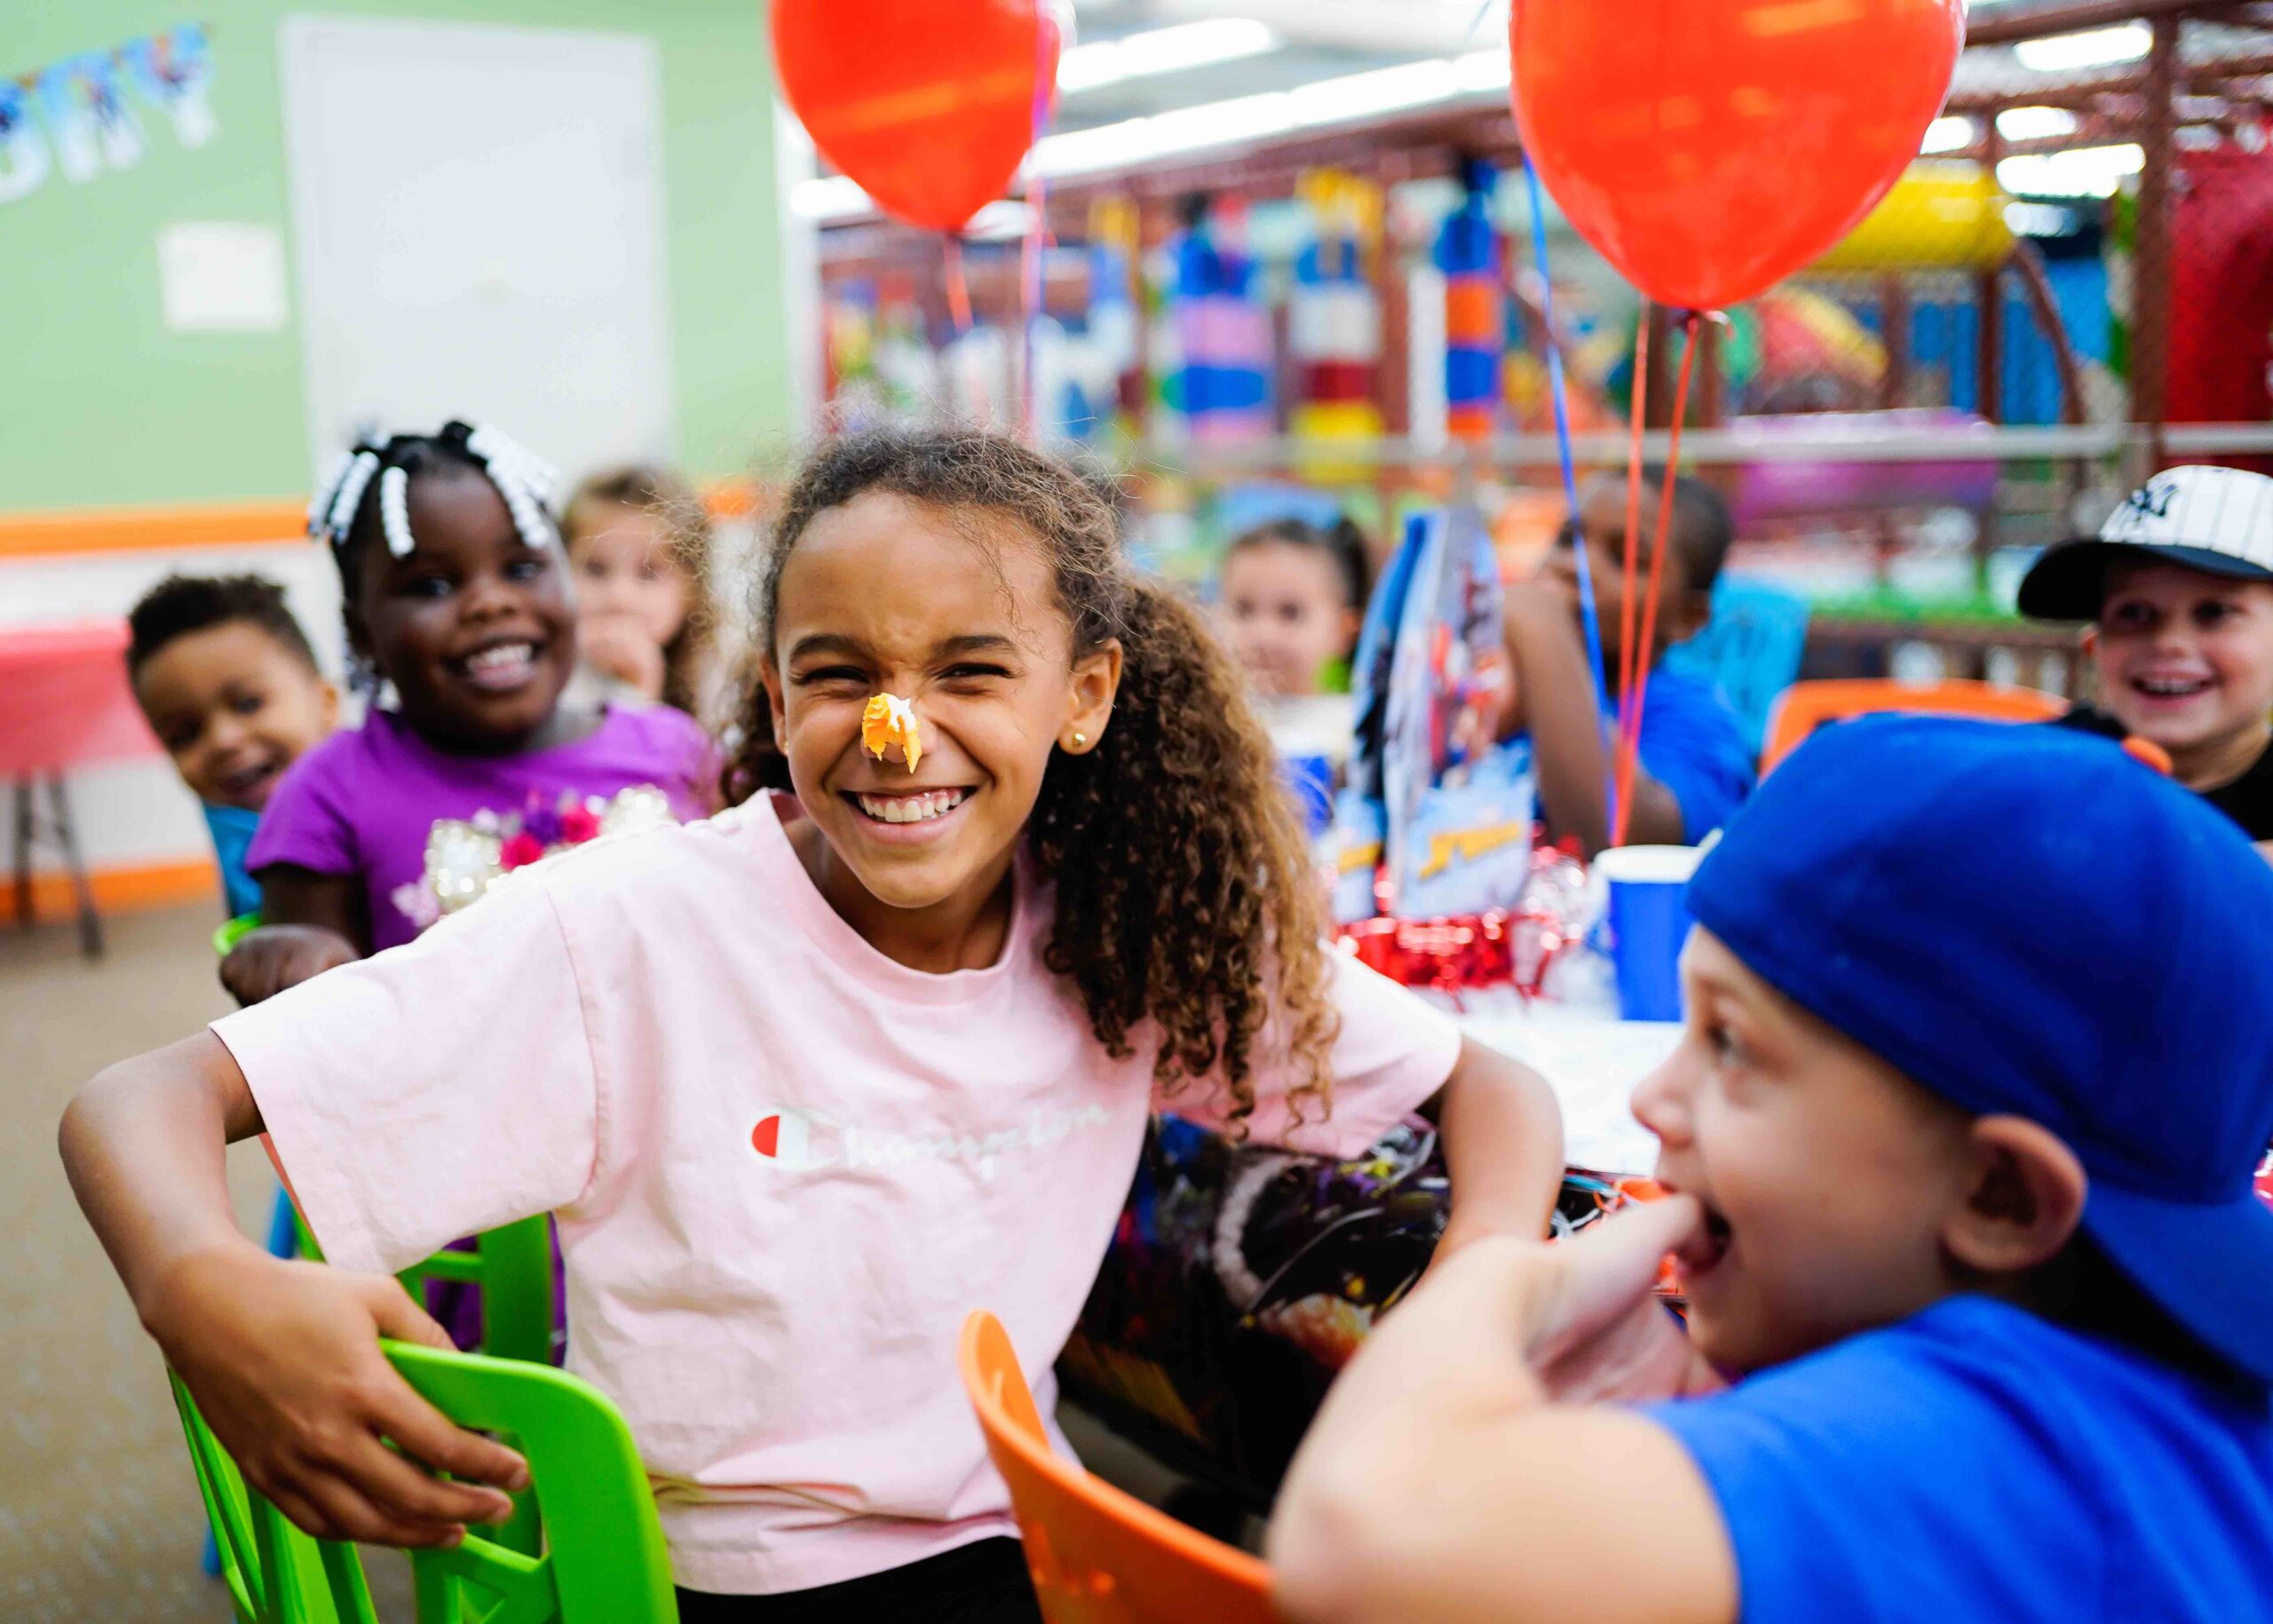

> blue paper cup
[1596,844,1701,1023]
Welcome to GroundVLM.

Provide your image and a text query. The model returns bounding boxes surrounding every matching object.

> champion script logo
[748,1103,1114,1179]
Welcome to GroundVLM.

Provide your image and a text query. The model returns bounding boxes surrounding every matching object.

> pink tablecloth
[0,620,161,775]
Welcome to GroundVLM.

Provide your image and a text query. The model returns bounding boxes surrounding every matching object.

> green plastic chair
[173,1340,678,1624]
[281,1204,553,1373]
[396,1217,558,1370]
[264,1216,554,1559]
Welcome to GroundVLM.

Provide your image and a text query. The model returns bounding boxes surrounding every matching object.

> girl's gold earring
[1071,732,1088,749]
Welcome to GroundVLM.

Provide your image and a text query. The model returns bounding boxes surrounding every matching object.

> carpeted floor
[0,902,416,1622]
[0,903,1202,1621]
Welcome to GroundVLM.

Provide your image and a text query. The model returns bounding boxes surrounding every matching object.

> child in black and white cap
[2020,463,2273,844]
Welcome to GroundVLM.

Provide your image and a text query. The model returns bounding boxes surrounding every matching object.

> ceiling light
[1452,49,1512,93]
[961,202,1034,240]
[1997,143,2143,198]
[1029,115,1159,178]
[1921,115,1975,153]
[792,175,872,220]
[1057,18,1278,94]
[1996,106,2079,140]
[2002,201,2074,235]
[1139,91,1299,154]
[2013,24,2150,73]
[797,45,1518,224]
[1287,59,1460,124]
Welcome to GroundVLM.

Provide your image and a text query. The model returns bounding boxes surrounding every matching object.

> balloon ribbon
[944,234,975,335]
[1522,154,1611,795]
[1611,310,1702,849]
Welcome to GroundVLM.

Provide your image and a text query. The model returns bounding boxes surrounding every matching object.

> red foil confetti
[1336,839,1587,1004]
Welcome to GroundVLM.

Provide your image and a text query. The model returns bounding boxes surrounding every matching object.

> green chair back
[287,1215,553,1366]
[174,1364,374,1624]
[396,1216,558,1368]
[172,1341,677,1624]
[289,1213,555,1556]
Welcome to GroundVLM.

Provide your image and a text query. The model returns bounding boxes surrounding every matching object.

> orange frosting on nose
[861,693,923,772]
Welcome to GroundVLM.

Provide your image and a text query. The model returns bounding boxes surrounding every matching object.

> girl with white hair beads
[219,419,713,1008]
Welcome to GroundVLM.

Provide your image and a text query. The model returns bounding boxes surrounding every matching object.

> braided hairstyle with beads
[305,421,561,691]
[724,428,1339,1134]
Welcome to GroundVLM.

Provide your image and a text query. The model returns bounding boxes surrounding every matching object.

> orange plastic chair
[957,1311,1277,1624]
[1760,678,2064,773]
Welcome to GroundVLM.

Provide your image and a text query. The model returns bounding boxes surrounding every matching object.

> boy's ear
[2080,624,2100,662]
[317,677,341,731]
[1942,1114,2087,1278]
[1062,638,1124,754]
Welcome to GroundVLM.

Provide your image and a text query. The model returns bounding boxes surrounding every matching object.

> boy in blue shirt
[1272,716,2273,1623]
[127,574,337,919]
[1501,471,1754,854]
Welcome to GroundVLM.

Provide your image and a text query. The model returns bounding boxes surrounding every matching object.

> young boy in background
[1272,717,2273,1623]
[2020,463,2273,844]
[1501,471,1754,855]
[127,574,337,918]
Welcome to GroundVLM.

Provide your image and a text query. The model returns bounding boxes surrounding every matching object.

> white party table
[1455,995,1683,1176]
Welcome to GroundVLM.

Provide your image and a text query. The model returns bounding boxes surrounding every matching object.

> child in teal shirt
[127,574,337,920]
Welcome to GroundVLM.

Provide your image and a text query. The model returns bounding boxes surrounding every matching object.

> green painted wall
[0,4,790,511]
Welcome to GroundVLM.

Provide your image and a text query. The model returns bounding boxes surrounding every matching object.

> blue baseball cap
[1687,715,2273,1382]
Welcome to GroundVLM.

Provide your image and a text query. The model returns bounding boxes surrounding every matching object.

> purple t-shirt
[248,703,713,953]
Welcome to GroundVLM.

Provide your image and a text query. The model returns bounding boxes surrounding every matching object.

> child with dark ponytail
[66,428,1560,1619]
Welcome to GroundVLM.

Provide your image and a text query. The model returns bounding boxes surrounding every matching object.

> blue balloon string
[1522,154,1617,832]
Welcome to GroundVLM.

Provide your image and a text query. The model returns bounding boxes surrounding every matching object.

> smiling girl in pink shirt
[63,429,1561,1620]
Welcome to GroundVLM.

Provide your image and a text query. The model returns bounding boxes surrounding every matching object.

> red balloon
[1510,0,1964,311]
[772,0,1059,234]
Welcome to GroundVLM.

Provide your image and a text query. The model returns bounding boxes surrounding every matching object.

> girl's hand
[579,614,667,700]
[145,1243,528,1548]
[1523,1193,1726,1404]
[1423,1041,1566,1269]
[220,925,359,1006]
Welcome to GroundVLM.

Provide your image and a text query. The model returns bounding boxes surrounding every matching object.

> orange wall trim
[1,483,765,560]
[1,858,219,927]
[0,500,308,560]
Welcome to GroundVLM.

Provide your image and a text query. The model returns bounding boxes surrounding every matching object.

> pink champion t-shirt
[211,793,1460,1595]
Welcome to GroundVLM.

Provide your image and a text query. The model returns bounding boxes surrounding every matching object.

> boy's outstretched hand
[147,1244,528,1549]
[1272,1192,1738,1624]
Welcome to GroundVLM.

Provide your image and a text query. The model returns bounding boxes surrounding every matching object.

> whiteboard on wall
[280,16,674,487]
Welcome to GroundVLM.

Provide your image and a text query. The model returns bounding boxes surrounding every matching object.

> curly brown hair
[724,428,1338,1132]
[562,464,717,720]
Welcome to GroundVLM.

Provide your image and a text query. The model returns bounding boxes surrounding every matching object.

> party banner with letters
[2,25,215,207]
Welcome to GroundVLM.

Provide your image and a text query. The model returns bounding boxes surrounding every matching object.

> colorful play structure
[811,1,2273,692]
